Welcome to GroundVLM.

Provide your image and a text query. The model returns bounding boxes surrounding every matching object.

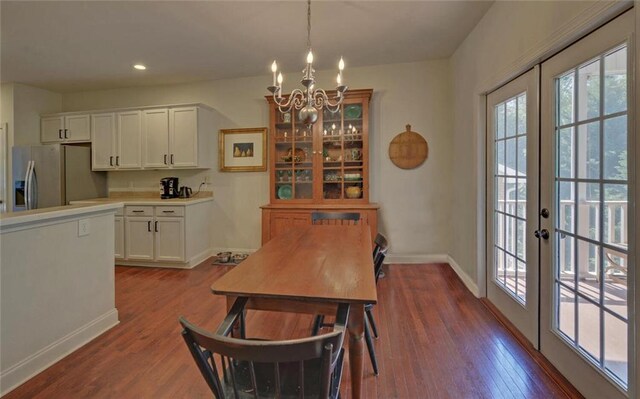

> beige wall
[450,1,627,287]
[1,83,61,211]
[62,60,453,255]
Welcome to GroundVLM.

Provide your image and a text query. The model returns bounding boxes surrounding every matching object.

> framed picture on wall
[219,127,268,172]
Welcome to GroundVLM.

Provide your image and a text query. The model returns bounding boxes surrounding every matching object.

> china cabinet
[261,89,379,243]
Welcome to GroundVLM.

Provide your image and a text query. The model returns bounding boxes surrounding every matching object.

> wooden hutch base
[261,203,380,244]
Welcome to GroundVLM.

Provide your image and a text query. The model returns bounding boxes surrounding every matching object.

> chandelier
[267,0,347,126]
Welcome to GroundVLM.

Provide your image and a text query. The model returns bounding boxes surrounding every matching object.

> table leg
[226,296,243,338]
[348,303,365,399]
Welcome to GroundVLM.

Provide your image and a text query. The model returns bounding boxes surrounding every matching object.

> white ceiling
[1,1,492,93]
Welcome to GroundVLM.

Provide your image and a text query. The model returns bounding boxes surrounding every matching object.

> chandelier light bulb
[277,72,283,85]
[307,50,314,64]
[271,61,278,73]
[338,57,344,71]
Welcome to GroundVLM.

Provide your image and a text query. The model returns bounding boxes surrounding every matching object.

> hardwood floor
[4,262,582,398]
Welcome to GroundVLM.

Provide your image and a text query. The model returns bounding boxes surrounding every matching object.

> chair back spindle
[311,212,360,226]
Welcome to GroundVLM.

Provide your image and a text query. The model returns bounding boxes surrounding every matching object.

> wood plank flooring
[4,262,582,398]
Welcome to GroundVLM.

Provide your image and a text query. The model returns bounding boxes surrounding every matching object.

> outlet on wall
[78,219,90,237]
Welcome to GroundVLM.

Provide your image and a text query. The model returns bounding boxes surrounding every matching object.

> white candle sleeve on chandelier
[271,61,278,86]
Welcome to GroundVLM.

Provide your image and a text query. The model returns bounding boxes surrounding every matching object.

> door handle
[164,154,167,165]
[540,208,550,218]
[147,221,151,232]
[534,229,550,240]
[116,156,119,166]
[154,221,158,232]
[110,156,113,166]
[170,154,174,164]
[64,129,68,139]
[58,129,62,139]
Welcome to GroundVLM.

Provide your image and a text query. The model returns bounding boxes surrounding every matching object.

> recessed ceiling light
[133,64,146,70]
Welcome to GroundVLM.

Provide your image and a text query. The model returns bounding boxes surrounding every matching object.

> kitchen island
[0,203,121,395]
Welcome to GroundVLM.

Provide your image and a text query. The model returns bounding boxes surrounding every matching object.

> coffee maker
[160,177,179,199]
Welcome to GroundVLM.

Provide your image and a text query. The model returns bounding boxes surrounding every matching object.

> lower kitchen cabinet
[154,217,185,262]
[112,199,212,268]
[124,216,155,260]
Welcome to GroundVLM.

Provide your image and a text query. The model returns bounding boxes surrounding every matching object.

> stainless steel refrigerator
[12,144,107,211]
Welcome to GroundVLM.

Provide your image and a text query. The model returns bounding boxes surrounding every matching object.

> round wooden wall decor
[388,124,428,169]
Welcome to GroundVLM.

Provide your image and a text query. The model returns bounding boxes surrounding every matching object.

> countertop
[0,203,123,229]
[70,196,214,206]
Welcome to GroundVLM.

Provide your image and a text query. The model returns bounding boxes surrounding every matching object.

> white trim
[448,255,481,298]
[385,253,448,264]
[0,309,119,396]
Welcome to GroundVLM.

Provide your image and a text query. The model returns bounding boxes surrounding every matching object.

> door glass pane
[577,59,600,121]
[493,92,527,304]
[604,48,627,115]
[553,44,629,387]
[577,122,599,179]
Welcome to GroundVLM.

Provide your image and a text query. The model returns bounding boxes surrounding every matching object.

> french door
[540,10,634,397]
[486,69,540,346]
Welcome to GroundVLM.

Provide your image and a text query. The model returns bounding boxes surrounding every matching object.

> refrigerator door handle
[24,161,32,210]
[30,163,38,209]
[25,161,33,210]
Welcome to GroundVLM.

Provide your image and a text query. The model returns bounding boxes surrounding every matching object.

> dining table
[211,224,378,399]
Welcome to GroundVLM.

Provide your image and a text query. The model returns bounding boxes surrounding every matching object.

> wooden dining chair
[311,212,360,226]
[180,297,350,399]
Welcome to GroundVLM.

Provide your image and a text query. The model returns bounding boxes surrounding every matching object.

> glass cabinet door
[273,109,313,201]
[321,100,365,201]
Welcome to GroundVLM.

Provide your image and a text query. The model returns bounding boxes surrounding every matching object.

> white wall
[449,1,627,289]
[62,60,453,255]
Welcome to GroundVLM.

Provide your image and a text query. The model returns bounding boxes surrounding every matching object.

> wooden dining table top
[211,224,377,305]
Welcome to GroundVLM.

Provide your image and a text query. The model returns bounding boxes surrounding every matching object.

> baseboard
[385,253,448,264]
[447,255,481,298]
[0,308,119,396]
[188,248,214,268]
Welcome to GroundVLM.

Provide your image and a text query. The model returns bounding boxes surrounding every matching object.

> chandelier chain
[307,0,311,51]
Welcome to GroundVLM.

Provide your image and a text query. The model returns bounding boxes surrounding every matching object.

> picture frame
[219,127,268,172]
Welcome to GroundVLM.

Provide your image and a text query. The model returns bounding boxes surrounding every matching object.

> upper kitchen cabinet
[41,114,91,143]
[142,105,212,169]
[92,111,142,170]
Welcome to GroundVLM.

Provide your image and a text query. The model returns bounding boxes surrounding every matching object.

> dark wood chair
[312,238,388,376]
[180,297,349,399]
[311,212,360,226]
[372,233,389,280]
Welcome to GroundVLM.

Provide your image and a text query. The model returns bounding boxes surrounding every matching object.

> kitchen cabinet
[101,199,213,268]
[41,114,90,143]
[142,108,170,168]
[261,89,379,243]
[124,215,155,260]
[142,106,207,168]
[92,111,142,170]
[154,217,185,261]
[42,103,214,170]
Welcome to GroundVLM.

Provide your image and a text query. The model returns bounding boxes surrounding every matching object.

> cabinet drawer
[125,206,153,216]
[155,206,184,217]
